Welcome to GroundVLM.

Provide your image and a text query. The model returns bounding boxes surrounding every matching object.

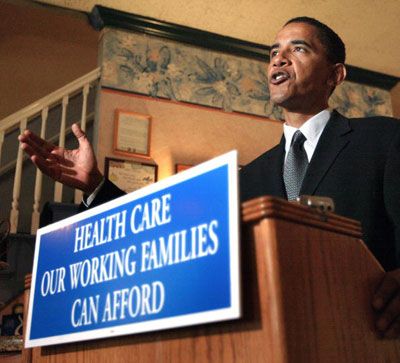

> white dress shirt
[283,109,331,162]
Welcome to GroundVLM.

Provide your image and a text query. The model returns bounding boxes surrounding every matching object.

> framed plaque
[105,157,157,193]
[114,110,151,157]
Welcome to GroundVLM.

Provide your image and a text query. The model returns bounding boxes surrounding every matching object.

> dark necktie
[284,130,308,201]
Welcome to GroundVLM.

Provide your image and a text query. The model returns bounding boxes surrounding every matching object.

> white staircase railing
[0,68,101,234]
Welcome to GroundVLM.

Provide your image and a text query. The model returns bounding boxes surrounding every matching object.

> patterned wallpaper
[100,28,393,120]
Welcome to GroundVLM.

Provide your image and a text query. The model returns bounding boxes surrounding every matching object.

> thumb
[71,123,88,146]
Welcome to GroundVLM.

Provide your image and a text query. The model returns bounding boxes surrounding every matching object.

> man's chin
[270,97,307,114]
[270,95,291,109]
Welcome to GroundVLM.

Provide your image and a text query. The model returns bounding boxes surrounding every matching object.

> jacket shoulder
[348,115,400,129]
[242,143,282,171]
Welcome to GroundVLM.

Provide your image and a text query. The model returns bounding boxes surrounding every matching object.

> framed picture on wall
[175,164,193,173]
[105,157,157,193]
[114,109,151,158]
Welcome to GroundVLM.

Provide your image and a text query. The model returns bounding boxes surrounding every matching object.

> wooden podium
[21,196,400,362]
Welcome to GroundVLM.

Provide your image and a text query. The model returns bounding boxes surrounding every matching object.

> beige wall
[98,89,283,179]
[0,1,98,119]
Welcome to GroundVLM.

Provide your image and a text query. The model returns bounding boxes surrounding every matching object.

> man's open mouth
[270,71,290,85]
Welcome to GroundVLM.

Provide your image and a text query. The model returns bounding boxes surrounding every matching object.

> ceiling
[34,0,400,78]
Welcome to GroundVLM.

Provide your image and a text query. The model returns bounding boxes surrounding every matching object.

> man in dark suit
[242,17,400,272]
[19,17,400,337]
[241,110,400,272]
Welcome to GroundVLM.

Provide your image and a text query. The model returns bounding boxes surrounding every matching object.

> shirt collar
[283,109,331,152]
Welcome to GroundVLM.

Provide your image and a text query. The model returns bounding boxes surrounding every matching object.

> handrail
[0,68,101,134]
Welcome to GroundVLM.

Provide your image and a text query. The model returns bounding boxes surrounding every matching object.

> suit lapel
[300,111,353,195]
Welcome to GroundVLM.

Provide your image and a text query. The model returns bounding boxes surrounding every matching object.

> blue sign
[25,151,240,347]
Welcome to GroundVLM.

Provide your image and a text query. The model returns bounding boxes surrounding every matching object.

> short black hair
[285,17,346,64]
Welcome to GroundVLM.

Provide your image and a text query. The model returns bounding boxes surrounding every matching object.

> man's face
[267,22,335,113]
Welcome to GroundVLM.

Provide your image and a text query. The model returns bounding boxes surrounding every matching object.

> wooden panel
[0,353,22,363]
[246,199,400,362]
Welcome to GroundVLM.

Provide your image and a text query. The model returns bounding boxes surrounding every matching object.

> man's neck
[283,106,329,128]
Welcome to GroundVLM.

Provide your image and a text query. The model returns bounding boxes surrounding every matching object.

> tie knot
[291,130,306,147]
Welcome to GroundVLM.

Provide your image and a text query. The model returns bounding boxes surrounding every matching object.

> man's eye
[270,49,278,57]
[294,46,306,53]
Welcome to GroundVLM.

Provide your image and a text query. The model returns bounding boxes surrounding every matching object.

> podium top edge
[241,196,362,238]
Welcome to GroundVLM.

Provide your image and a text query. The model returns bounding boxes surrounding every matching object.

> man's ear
[328,63,347,88]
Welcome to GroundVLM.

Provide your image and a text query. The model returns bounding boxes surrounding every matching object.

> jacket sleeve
[384,124,400,267]
[78,178,126,212]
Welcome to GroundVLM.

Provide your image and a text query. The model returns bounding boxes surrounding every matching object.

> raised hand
[18,123,103,194]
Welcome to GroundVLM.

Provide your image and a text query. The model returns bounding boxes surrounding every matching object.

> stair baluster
[30,107,49,234]
[10,119,27,233]
[53,95,69,203]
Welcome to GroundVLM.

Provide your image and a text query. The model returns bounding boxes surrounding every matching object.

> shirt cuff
[82,177,105,207]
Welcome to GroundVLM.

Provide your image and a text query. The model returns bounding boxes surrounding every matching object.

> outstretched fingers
[31,154,77,181]
[20,125,100,192]
[19,130,57,160]
[30,154,62,181]
[20,130,55,151]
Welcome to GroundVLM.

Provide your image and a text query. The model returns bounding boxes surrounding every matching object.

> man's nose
[272,51,290,67]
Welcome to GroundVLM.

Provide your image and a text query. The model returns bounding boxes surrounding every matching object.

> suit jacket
[240,110,400,271]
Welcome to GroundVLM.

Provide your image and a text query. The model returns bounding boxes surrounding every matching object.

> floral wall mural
[100,28,393,120]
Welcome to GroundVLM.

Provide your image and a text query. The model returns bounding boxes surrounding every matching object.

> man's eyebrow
[270,39,312,50]
[291,39,312,48]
